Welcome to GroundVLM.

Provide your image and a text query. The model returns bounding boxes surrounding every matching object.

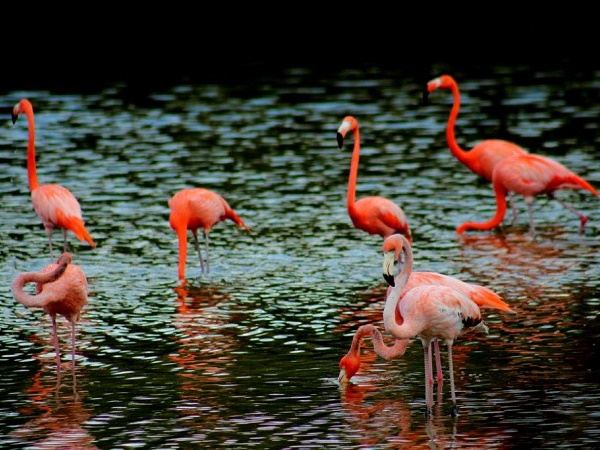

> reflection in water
[10,358,97,449]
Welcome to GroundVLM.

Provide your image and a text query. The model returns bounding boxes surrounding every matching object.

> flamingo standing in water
[425,74,528,221]
[339,235,514,391]
[169,187,251,280]
[10,252,88,373]
[456,152,599,235]
[381,234,513,417]
[11,99,96,257]
[336,116,412,243]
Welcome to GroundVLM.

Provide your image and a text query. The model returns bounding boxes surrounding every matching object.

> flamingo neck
[361,325,409,360]
[445,82,472,168]
[456,183,508,233]
[383,241,413,338]
[347,127,360,216]
[10,259,69,308]
[24,107,39,191]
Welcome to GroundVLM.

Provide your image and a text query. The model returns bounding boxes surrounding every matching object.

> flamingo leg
[191,230,205,273]
[71,319,77,365]
[434,339,443,385]
[447,341,458,418]
[508,193,518,223]
[46,226,55,258]
[424,341,434,417]
[51,314,61,374]
[62,229,69,253]
[525,197,537,237]
[550,193,588,232]
[203,230,211,273]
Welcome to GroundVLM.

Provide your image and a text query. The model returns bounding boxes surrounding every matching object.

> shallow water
[1,62,599,449]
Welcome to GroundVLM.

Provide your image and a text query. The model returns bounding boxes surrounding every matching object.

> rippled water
[1,62,599,449]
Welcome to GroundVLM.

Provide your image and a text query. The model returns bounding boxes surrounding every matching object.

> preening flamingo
[11,99,96,257]
[382,234,513,417]
[425,74,528,221]
[456,152,599,235]
[10,252,88,373]
[336,116,412,243]
[169,187,251,280]
[339,236,514,388]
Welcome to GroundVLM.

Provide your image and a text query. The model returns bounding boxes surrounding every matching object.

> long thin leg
[191,230,205,273]
[62,229,69,252]
[71,319,77,366]
[51,314,61,375]
[508,193,518,224]
[433,339,443,385]
[447,341,458,418]
[525,197,536,237]
[204,230,211,273]
[46,226,54,258]
[550,193,588,232]
[424,341,434,417]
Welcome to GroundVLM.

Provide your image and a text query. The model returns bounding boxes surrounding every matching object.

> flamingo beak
[336,132,344,149]
[338,367,349,384]
[383,251,395,287]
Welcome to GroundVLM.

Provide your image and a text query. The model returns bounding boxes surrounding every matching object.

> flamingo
[381,234,513,417]
[339,236,514,388]
[336,116,412,243]
[169,187,251,280]
[456,153,599,236]
[425,74,528,221]
[10,252,88,373]
[11,99,96,257]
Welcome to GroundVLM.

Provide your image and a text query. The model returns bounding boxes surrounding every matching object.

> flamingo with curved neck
[456,153,599,235]
[336,116,412,243]
[11,99,96,257]
[11,252,88,373]
[380,234,514,417]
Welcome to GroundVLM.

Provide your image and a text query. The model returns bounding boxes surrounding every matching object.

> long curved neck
[355,325,409,360]
[347,127,360,216]
[24,106,39,191]
[456,183,508,233]
[446,82,472,167]
[11,259,69,308]
[383,240,414,338]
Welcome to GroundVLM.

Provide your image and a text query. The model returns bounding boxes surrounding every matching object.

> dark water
[1,62,599,449]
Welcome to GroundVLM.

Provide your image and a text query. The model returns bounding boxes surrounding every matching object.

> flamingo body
[169,187,251,279]
[457,153,599,234]
[337,116,412,242]
[10,252,88,372]
[12,99,96,256]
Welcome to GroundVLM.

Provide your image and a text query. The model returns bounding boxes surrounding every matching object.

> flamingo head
[336,116,357,149]
[338,352,360,383]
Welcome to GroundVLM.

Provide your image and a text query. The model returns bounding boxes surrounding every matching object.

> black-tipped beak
[11,113,18,124]
[336,132,344,149]
[383,273,395,287]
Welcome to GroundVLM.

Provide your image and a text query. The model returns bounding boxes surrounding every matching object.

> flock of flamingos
[8,74,599,418]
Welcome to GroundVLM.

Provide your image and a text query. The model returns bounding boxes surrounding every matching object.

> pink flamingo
[339,237,514,389]
[426,74,528,221]
[456,152,599,235]
[336,116,412,243]
[11,99,96,257]
[169,187,251,280]
[10,252,88,373]
[382,234,513,417]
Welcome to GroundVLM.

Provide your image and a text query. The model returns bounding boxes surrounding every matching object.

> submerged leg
[424,341,434,417]
[525,197,536,237]
[203,230,211,273]
[51,314,61,375]
[447,341,458,418]
[191,230,205,273]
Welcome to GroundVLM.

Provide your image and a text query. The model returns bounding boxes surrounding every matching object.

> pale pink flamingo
[169,187,251,280]
[426,74,528,220]
[11,99,96,257]
[336,116,412,243]
[382,234,513,417]
[456,152,599,236]
[339,238,514,389]
[10,252,88,373]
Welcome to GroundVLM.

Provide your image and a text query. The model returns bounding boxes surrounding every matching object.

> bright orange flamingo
[426,74,528,220]
[169,187,251,280]
[456,153,599,235]
[381,234,513,417]
[11,99,96,257]
[336,116,412,243]
[10,252,88,373]
[339,235,514,389]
